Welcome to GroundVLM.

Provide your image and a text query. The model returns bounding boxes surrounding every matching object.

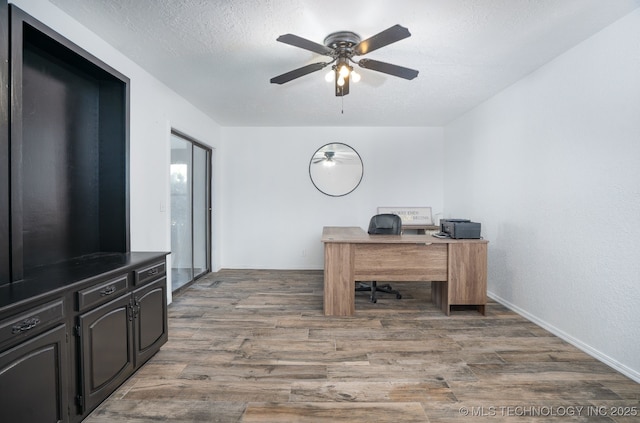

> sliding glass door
[170,131,211,291]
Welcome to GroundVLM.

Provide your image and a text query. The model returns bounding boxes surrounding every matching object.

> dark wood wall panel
[22,47,102,269]
[0,0,9,284]
[98,79,128,253]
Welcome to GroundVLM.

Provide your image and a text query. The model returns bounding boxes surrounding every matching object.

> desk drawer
[354,243,448,281]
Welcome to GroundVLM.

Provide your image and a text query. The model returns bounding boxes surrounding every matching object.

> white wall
[220,127,444,269]
[15,0,224,302]
[444,9,640,382]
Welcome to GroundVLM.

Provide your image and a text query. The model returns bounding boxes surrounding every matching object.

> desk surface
[321,226,488,244]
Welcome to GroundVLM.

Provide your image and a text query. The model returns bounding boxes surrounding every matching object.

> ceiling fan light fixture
[324,69,334,82]
[351,69,361,83]
[338,64,350,78]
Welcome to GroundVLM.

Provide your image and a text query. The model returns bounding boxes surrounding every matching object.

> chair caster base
[356,281,401,304]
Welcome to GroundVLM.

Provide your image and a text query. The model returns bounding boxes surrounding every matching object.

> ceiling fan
[270,24,419,97]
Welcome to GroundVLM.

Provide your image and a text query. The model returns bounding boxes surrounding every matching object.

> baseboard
[487,291,640,384]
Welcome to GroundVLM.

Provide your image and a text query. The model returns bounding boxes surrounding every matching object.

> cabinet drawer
[134,260,166,286]
[0,299,65,346]
[77,275,129,312]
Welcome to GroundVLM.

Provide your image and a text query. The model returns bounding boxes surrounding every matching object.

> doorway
[170,130,211,292]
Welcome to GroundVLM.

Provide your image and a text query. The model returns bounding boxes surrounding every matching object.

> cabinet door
[133,277,167,366]
[78,293,133,414]
[0,324,68,423]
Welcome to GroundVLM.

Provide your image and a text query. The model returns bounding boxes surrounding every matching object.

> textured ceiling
[49,0,639,127]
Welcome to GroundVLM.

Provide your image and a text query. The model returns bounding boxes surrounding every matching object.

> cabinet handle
[100,285,117,296]
[133,298,141,318]
[147,268,159,276]
[11,317,41,334]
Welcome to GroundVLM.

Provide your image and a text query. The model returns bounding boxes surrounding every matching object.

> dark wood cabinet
[76,269,168,416]
[0,324,69,423]
[0,255,168,423]
[0,3,168,422]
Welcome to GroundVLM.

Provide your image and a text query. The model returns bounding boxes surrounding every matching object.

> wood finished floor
[85,269,639,422]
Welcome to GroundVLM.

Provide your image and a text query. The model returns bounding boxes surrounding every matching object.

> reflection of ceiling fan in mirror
[313,151,336,165]
[270,24,419,97]
[312,146,360,166]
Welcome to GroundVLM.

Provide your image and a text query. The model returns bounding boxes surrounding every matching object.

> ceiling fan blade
[354,24,411,55]
[276,34,334,56]
[270,62,330,84]
[358,58,419,80]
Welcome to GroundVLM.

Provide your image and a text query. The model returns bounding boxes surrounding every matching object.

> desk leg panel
[431,282,450,316]
[323,243,355,316]
[448,243,487,313]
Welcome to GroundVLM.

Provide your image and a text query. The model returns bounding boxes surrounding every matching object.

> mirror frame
[309,142,363,197]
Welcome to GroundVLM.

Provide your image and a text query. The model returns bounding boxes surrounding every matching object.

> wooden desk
[321,226,488,316]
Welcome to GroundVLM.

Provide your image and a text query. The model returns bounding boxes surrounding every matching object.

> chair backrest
[368,214,402,235]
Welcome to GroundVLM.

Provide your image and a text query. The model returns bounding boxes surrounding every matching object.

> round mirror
[309,143,363,197]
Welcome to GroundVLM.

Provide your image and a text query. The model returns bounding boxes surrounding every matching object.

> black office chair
[356,214,403,303]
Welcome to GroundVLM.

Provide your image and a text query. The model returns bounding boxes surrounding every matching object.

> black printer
[440,219,482,239]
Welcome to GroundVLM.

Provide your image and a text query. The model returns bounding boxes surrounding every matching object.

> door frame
[169,129,212,292]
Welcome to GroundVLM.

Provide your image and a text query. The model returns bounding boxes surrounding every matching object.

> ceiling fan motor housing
[324,31,361,96]
[323,31,361,57]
